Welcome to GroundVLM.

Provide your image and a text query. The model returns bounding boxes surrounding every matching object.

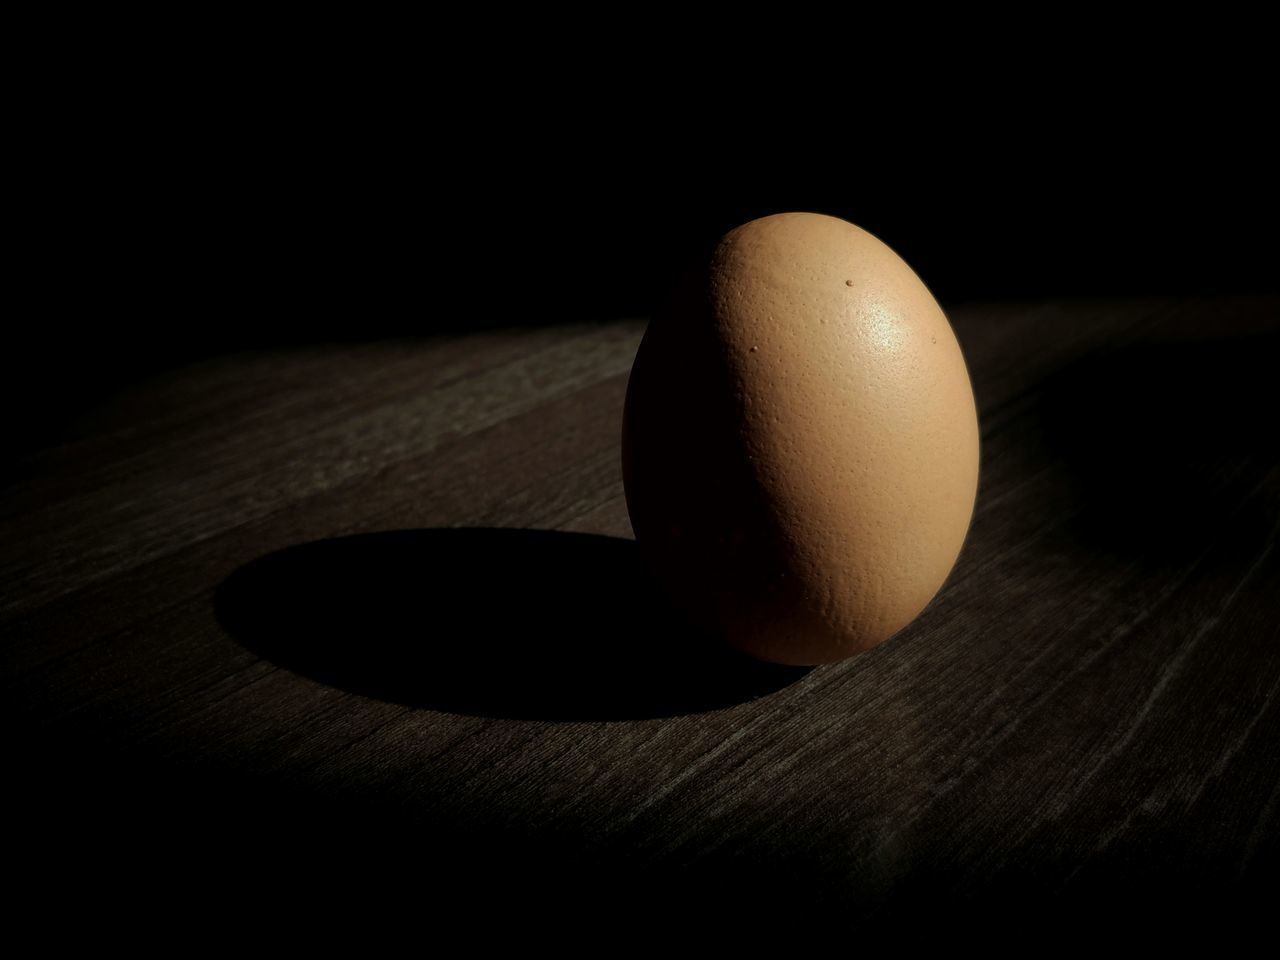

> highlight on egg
[621,212,980,666]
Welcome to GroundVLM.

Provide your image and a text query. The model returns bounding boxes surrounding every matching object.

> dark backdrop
[11,82,1279,456]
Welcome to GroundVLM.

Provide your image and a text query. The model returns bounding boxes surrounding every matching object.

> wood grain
[4,297,1277,942]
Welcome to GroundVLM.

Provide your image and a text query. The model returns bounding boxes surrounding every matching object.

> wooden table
[4,297,1277,942]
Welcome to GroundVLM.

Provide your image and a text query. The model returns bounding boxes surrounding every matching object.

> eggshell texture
[621,212,979,666]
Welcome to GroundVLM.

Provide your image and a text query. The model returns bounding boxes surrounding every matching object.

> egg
[621,212,979,666]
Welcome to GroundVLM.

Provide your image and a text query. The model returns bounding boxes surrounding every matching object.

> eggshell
[621,212,979,666]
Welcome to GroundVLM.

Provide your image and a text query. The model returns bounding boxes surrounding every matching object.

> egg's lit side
[621,212,980,666]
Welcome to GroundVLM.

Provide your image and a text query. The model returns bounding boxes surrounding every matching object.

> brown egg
[621,212,979,666]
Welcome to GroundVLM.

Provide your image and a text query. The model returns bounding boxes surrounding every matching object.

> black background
[12,46,1279,456]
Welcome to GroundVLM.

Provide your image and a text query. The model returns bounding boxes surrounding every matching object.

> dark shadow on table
[1039,329,1280,562]
[214,528,809,720]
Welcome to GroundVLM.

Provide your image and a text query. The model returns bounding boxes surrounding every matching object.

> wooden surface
[4,297,1278,940]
